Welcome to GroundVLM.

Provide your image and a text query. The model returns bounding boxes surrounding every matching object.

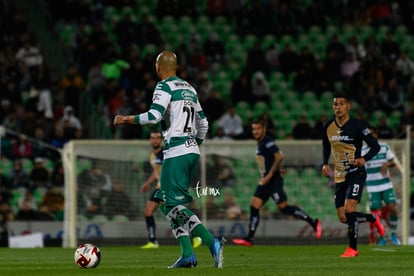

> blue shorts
[150,188,163,204]
[253,176,287,204]
[334,171,366,209]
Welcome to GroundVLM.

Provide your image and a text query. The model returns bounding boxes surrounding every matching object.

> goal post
[62,138,411,248]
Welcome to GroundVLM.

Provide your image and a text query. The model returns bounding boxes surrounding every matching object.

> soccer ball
[74,243,101,268]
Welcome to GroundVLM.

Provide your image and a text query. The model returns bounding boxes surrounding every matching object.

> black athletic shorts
[334,170,366,209]
[253,177,287,204]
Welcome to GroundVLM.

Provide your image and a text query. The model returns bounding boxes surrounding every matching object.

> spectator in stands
[368,0,392,28]
[87,61,105,104]
[8,159,30,190]
[363,35,382,61]
[0,202,10,245]
[59,105,82,134]
[105,180,134,220]
[59,64,86,110]
[345,35,366,61]
[203,32,226,65]
[297,45,316,73]
[381,78,404,114]
[278,44,299,77]
[292,114,313,140]
[245,41,269,77]
[114,13,138,51]
[293,67,313,93]
[36,82,54,120]
[29,157,50,192]
[312,113,328,139]
[16,190,38,220]
[260,111,276,138]
[274,2,298,37]
[265,44,279,72]
[212,126,231,140]
[202,91,225,123]
[217,105,244,140]
[381,31,400,61]
[41,186,64,221]
[395,51,414,87]
[15,35,43,78]
[376,117,394,139]
[50,123,69,148]
[231,71,252,104]
[341,53,360,91]
[50,162,64,190]
[12,134,33,159]
[251,71,271,103]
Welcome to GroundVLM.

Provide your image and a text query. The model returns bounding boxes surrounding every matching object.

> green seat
[261,34,276,49]
[252,101,269,118]
[243,34,258,51]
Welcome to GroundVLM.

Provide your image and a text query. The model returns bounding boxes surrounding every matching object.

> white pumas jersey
[135,76,209,159]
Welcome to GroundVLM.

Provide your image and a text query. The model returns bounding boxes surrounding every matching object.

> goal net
[62,138,411,248]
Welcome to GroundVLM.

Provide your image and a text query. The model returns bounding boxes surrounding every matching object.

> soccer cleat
[232,238,253,247]
[315,219,322,239]
[192,236,202,249]
[373,215,385,237]
[210,237,225,268]
[377,236,386,246]
[140,241,159,249]
[390,233,401,246]
[168,253,197,268]
[340,247,359,258]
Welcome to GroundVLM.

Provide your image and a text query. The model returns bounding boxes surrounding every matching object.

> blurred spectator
[50,124,69,148]
[381,78,404,114]
[292,114,313,139]
[114,13,138,51]
[293,68,313,93]
[326,34,346,63]
[381,31,400,61]
[376,117,394,139]
[312,113,328,139]
[251,71,271,103]
[50,162,64,189]
[136,14,163,47]
[59,64,86,110]
[345,35,366,61]
[297,45,316,73]
[202,91,225,123]
[358,84,382,114]
[207,0,229,17]
[231,71,252,103]
[8,159,30,190]
[363,35,382,61]
[368,0,392,28]
[29,157,50,192]
[58,105,82,133]
[0,200,14,244]
[312,60,332,94]
[205,196,224,219]
[265,44,279,72]
[203,32,226,64]
[105,180,134,220]
[341,52,360,91]
[12,134,32,159]
[16,190,38,220]
[395,52,414,87]
[41,186,64,221]
[15,35,43,78]
[278,44,299,77]
[245,41,269,77]
[87,61,105,104]
[274,2,298,37]
[260,111,276,138]
[36,83,54,120]
[222,190,244,220]
[212,126,231,140]
[217,105,244,139]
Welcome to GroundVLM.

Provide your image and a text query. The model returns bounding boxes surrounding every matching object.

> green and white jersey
[362,141,394,193]
[135,76,209,159]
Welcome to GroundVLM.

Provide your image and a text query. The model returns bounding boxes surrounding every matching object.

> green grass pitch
[0,244,413,276]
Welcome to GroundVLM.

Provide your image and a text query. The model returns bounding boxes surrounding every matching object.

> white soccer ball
[74,243,101,268]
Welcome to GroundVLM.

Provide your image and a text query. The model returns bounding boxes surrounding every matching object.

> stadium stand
[1,0,414,224]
